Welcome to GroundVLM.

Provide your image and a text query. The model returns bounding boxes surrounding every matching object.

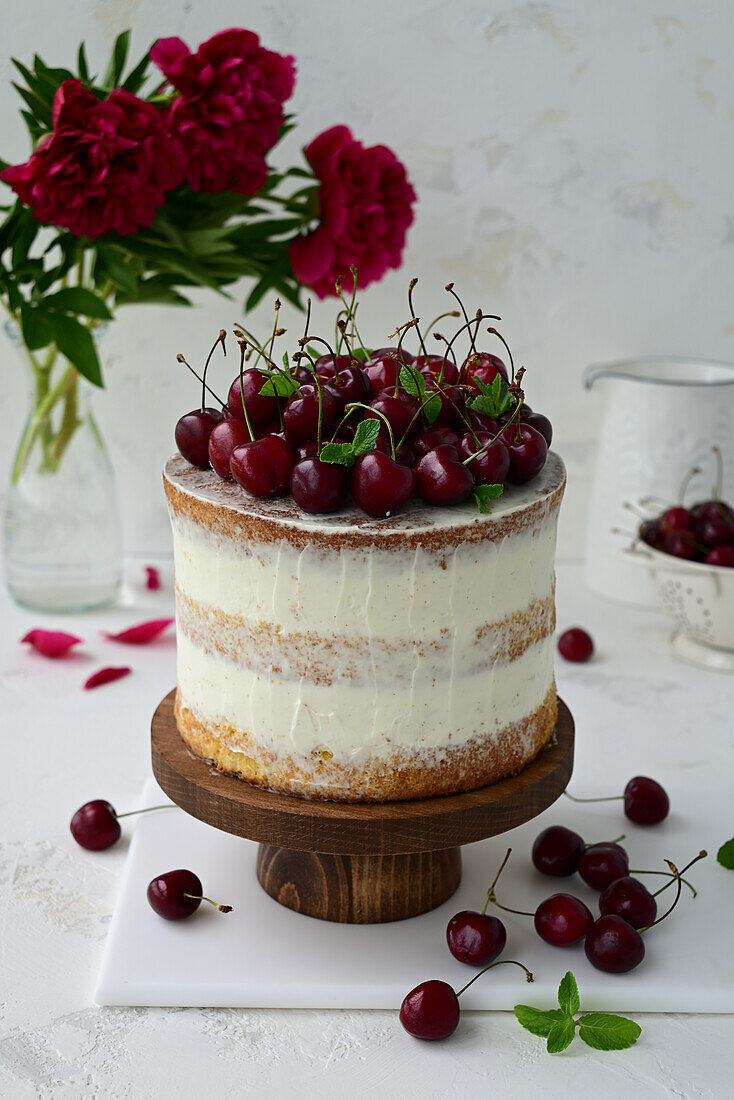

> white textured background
[1,0,733,558]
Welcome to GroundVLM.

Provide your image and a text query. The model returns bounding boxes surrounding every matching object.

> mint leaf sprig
[717,838,734,870]
[320,419,380,468]
[515,972,641,1054]
[467,373,514,419]
[473,483,504,513]
[399,362,442,424]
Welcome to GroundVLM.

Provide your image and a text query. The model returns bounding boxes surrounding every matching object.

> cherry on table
[532,824,585,876]
[557,627,594,663]
[446,910,507,966]
[175,408,223,469]
[351,451,416,518]
[147,869,233,920]
[230,435,293,498]
[585,914,645,973]
[70,800,121,851]
[624,776,670,825]
[323,365,371,412]
[399,959,533,1041]
[578,842,629,891]
[534,893,594,946]
[599,876,657,928]
[290,456,349,514]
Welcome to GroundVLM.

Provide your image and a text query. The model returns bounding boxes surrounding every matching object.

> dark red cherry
[640,519,663,548]
[227,369,278,427]
[534,893,594,946]
[532,825,585,876]
[399,980,460,1040]
[578,843,629,891]
[424,380,465,428]
[624,777,670,825]
[396,444,417,468]
[416,448,474,506]
[706,544,734,566]
[323,365,371,412]
[661,506,694,534]
[468,413,499,435]
[351,451,416,518]
[411,427,459,458]
[290,457,349,514]
[366,393,418,442]
[664,532,700,560]
[147,869,203,920]
[230,435,293,498]
[370,345,413,364]
[599,876,657,928]
[283,384,338,444]
[446,911,506,966]
[208,418,253,481]
[557,627,594,663]
[502,422,548,484]
[415,353,460,385]
[363,351,402,395]
[457,432,510,485]
[175,408,223,469]
[314,353,354,379]
[462,352,507,388]
[524,411,553,447]
[585,914,645,973]
[70,800,120,851]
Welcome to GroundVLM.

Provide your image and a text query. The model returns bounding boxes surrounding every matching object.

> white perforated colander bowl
[626,543,734,671]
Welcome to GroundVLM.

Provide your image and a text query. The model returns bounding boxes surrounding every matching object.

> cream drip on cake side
[164,452,566,800]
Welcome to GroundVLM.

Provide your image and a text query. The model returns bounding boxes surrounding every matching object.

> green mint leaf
[546,1017,576,1054]
[282,351,290,371]
[493,374,513,415]
[352,418,380,456]
[424,392,442,424]
[319,441,356,467]
[468,374,513,418]
[577,1013,641,1052]
[513,1005,565,1038]
[557,971,580,1017]
[399,362,425,400]
[259,372,299,398]
[467,393,497,416]
[473,484,504,513]
[717,838,734,870]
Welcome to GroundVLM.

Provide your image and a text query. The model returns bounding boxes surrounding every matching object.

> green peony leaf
[45,286,112,320]
[20,302,53,350]
[47,312,103,387]
[577,1013,641,1051]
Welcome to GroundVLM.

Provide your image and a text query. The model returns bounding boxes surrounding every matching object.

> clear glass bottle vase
[4,364,122,612]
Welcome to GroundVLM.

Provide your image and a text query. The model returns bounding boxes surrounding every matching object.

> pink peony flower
[0,80,186,240]
[289,126,416,299]
[151,29,295,195]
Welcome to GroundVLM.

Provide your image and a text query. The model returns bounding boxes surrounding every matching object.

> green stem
[11,362,78,484]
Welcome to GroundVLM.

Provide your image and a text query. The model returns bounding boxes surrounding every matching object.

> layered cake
[164,450,565,802]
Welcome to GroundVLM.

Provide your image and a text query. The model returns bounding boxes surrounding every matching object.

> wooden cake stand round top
[151,690,574,924]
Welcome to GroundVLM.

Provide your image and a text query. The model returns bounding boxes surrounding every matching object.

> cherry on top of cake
[173,275,555,523]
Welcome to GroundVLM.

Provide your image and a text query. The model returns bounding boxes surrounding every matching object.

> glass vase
[4,363,122,612]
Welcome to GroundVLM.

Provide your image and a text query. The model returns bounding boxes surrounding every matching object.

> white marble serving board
[95,777,733,1011]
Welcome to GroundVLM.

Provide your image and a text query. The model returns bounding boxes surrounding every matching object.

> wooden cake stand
[151,690,574,924]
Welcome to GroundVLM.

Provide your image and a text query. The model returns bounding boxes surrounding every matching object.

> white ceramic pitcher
[583,357,734,605]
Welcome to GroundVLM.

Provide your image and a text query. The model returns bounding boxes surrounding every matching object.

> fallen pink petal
[145,566,162,591]
[84,666,132,690]
[21,629,83,658]
[102,618,174,645]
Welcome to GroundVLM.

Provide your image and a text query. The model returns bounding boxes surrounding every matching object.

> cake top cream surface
[164,451,566,549]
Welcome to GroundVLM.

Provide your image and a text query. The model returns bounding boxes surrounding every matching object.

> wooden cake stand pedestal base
[151,690,574,924]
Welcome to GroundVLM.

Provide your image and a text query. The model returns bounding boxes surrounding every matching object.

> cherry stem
[564,791,624,803]
[347,402,395,459]
[307,334,342,384]
[445,283,477,355]
[638,859,683,932]
[408,278,429,358]
[629,869,697,899]
[442,312,500,387]
[678,464,701,505]
[643,850,707,899]
[182,892,233,914]
[237,341,256,442]
[115,803,172,820]
[486,326,515,383]
[456,959,533,998]
[712,445,723,500]
[199,330,226,412]
[234,324,276,373]
[176,355,226,410]
[300,297,312,360]
[390,318,419,397]
[485,848,534,917]
[462,394,523,467]
[336,268,362,351]
[423,310,460,341]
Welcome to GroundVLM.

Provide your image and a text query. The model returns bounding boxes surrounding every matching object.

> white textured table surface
[1,559,732,1099]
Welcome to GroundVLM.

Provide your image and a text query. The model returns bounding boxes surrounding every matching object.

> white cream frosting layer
[176,632,555,762]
